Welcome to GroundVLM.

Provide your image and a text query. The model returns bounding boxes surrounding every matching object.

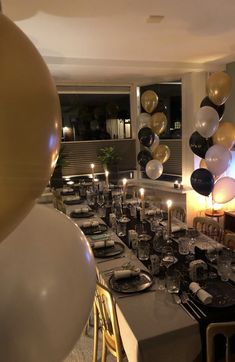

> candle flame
[123,178,127,186]
[105,171,109,177]
[90,163,95,169]
[139,188,145,196]
[167,200,172,208]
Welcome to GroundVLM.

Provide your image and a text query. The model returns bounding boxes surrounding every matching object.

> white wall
[224,62,235,123]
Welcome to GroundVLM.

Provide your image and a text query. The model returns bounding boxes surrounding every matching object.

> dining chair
[206,321,235,362]
[193,216,223,242]
[172,206,186,222]
[93,282,125,362]
[224,232,235,250]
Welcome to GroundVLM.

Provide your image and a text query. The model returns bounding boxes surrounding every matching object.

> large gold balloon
[212,121,235,150]
[0,14,61,243]
[141,90,158,114]
[153,144,170,164]
[151,112,167,135]
[199,159,208,169]
[206,71,232,106]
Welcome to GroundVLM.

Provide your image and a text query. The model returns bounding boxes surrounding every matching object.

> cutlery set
[173,292,206,320]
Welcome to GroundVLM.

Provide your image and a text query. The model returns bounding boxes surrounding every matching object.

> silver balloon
[213,177,235,203]
[195,106,219,138]
[137,112,152,129]
[205,145,232,176]
[145,159,163,180]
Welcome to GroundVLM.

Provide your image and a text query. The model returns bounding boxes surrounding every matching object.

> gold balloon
[206,71,232,106]
[141,90,158,114]
[151,112,167,135]
[199,159,208,169]
[212,121,235,150]
[153,144,170,164]
[0,14,61,243]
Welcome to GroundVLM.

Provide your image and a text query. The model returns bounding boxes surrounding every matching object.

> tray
[109,269,153,293]
[81,224,108,235]
[70,211,94,218]
[92,241,124,258]
[191,279,235,308]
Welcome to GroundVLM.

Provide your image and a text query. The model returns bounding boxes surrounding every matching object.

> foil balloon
[199,158,208,170]
[151,112,167,135]
[138,127,155,147]
[137,150,153,168]
[152,144,170,164]
[200,96,225,121]
[0,14,61,243]
[190,168,214,196]
[189,131,213,159]
[194,106,219,138]
[145,159,163,180]
[137,113,151,128]
[0,205,96,362]
[206,71,232,106]
[213,177,235,204]
[205,145,232,176]
[212,122,235,150]
[141,90,158,114]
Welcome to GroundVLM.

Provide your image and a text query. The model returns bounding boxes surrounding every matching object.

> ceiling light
[146,15,164,24]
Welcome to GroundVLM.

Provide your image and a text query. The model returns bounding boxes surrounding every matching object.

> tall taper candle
[139,188,145,221]
[166,200,172,237]
[123,178,127,203]
[90,163,95,182]
[105,170,109,188]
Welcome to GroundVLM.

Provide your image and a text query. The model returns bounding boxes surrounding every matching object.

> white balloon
[195,106,219,138]
[205,145,232,176]
[213,177,235,203]
[0,205,96,362]
[145,159,163,180]
[150,134,160,153]
[137,112,151,128]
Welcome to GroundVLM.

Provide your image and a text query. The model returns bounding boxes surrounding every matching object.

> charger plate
[70,211,94,218]
[109,270,153,293]
[81,224,108,235]
[92,241,124,258]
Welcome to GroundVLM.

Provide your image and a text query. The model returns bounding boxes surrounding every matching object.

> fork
[181,291,206,318]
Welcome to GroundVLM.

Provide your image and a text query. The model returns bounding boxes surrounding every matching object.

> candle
[105,170,109,188]
[139,188,145,221]
[123,178,127,203]
[166,200,172,237]
[174,180,179,189]
[90,163,95,182]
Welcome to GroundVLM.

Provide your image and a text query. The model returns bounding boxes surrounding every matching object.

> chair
[93,282,124,362]
[193,216,223,242]
[172,206,186,222]
[206,321,235,362]
[224,233,235,251]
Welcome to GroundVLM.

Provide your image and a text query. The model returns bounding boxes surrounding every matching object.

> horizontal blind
[160,139,182,176]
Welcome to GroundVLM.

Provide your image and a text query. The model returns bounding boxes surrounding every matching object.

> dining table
[45,192,235,362]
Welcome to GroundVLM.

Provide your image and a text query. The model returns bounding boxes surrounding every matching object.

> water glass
[138,237,150,261]
[150,254,160,275]
[166,270,181,294]
[117,216,130,237]
[178,237,190,255]
[156,274,166,290]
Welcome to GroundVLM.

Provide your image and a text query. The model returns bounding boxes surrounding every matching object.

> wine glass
[161,246,176,269]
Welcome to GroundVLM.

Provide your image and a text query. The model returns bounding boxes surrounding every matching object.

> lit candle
[139,188,145,221]
[105,170,109,188]
[123,178,127,203]
[90,163,95,182]
[166,200,172,237]
[174,180,179,189]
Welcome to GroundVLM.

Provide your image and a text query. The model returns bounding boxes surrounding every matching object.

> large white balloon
[0,205,96,362]
[213,177,235,203]
[145,159,163,180]
[205,145,232,176]
[194,106,219,138]
[137,112,151,128]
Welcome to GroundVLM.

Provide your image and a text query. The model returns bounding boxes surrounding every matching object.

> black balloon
[189,131,213,158]
[138,127,155,147]
[200,96,225,120]
[190,168,214,196]
[137,150,153,168]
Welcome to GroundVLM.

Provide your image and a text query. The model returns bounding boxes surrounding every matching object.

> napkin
[189,282,213,305]
[74,207,89,214]
[93,240,114,249]
[113,269,140,280]
[160,221,186,233]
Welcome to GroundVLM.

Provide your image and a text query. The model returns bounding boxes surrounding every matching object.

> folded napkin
[189,282,213,305]
[113,269,140,280]
[73,207,89,214]
[82,221,92,228]
[93,240,114,249]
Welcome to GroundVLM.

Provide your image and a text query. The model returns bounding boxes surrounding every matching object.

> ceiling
[2,0,235,84]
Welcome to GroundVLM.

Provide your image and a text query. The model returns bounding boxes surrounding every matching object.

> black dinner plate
[109,269,153,293]
[92,241,124,258]
[64,198,84,205]
[60,190,75,196]
[81,224,108,235]
[70,211,94,218]
[190,279,235,308]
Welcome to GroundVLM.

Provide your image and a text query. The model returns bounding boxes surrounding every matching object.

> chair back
[193,216,223,242]
[172,206,186,222]
[207,321,235,362]
[94,282,123,360]
[224,233,235,250]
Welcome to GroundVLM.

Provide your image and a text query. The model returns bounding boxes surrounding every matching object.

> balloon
[212,122,235,150]
[152,144,170,164]
[0,14,61,243]
[190,168,214,196]
[189,131,213,158]
[213,177,235,203]
[194,106,219,138]
[137,113,151,128]
[205,145,232,176]
[138,127,155,147]
[150,134,160,153]
[137,150,153,168]
[199,158,208,169]
[206,71,232,106]
[151,112,167,135]
[200,96,225,120]
[0,204,96,362]
[145,159,163,180]
[141,90,158,113]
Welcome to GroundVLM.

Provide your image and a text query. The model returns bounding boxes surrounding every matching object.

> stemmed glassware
[161,246,176,269]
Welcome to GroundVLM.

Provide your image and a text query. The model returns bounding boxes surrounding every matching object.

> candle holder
[166,200,172,240]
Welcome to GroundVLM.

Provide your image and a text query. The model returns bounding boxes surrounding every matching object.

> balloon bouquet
[189,71,235,204]
[0,12,96,362]
[137,90,170,180]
